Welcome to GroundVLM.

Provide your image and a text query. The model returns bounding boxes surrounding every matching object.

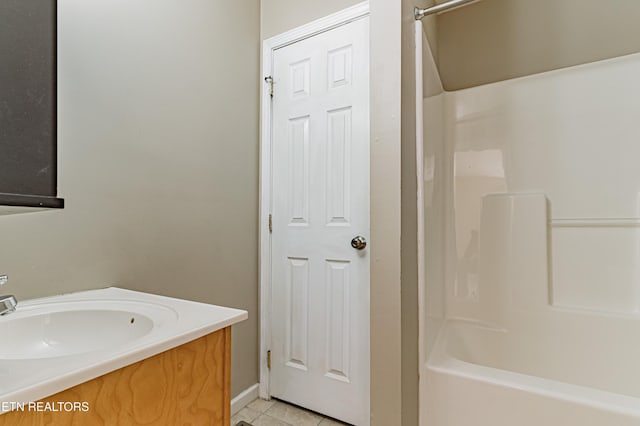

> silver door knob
[351,236,367,250]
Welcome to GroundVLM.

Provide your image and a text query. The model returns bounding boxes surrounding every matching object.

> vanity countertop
[0,287,247,412]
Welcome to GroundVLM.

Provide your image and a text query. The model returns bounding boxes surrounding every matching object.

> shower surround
[418,25,640,425]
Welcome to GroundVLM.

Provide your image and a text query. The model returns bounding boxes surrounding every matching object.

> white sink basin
[0,288,247,411]
[0,301,177,359]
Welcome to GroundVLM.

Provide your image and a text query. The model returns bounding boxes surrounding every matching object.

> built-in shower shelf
[550,218,640,227]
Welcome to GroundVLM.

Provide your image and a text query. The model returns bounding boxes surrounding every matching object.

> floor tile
[253,414,293,426]
[241,398,352,426]
[231,407,262,425]
[265,401,323,426]
[247,398,277,413]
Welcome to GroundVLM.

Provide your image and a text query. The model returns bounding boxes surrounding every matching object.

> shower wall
[420,16,640,426]
[444,52,640,321]
[423,46,640,366]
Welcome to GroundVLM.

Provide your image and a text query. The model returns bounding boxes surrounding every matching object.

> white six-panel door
[270,16,370,426]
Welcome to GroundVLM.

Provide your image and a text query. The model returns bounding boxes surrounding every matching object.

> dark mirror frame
[0,0,63,209]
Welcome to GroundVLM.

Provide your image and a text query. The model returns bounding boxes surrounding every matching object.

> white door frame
[259,1,370,400]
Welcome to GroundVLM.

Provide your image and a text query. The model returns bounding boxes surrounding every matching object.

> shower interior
[416,10,640,426]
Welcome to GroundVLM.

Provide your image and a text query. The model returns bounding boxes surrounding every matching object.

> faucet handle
[0,295,17,315]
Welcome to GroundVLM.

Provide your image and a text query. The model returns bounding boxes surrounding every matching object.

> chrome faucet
[0,295,17,315]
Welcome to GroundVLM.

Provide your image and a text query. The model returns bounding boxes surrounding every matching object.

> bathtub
[422,315,640,425]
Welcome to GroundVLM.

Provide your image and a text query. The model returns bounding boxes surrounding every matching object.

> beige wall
[261,0,362,39]
[0,0,260,398]
[438,0,640,90]
[400,0,416,421]
[420,0,438,66]
[369,1,403,424]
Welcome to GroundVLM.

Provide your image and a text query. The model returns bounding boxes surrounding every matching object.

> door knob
[351,236,367,250]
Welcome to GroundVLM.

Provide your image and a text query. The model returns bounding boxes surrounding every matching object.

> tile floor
[232,398,350,426]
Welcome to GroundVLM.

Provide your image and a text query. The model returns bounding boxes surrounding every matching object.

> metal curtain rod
[415,0,480,20]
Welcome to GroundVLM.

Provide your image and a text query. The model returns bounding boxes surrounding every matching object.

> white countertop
[0,287,247,411]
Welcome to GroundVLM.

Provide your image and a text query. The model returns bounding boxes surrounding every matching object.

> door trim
[259,1,370,400]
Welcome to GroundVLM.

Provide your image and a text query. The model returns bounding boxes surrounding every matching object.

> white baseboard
[231,383,260,416]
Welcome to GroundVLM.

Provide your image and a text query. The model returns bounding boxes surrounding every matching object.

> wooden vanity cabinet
[0,327,231,426]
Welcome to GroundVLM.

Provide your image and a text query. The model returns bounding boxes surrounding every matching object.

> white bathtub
[422,316,640,426]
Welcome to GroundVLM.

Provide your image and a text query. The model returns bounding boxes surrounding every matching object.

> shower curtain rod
[415,0,480,20]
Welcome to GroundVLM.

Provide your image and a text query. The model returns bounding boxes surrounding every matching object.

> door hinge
[268,214,273,233]
[265,76,274,98]
[267,350,271,369]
